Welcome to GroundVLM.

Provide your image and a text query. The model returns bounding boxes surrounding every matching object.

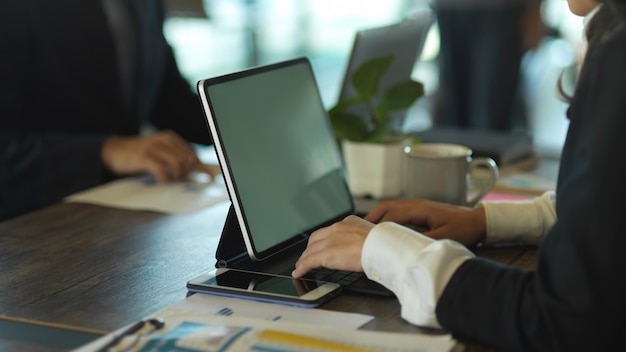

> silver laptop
[196,57,392,296]
[337,9,434,131]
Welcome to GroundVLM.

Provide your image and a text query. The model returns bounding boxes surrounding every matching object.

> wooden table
[0,195,539,351]
[3,154,559,351]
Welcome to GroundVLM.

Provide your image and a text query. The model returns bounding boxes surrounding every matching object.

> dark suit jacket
[436,24,626,351]
[0,0,211,220]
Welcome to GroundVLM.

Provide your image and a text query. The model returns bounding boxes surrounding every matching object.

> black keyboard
[283,266,392,296]
[302,267,366,286]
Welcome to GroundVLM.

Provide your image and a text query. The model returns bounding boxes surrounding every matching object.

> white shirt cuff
[480,191,556,245]
[362,222,475,328]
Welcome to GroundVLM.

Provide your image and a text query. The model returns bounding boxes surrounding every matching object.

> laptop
[196,57,392,296]
[337,9,434,131]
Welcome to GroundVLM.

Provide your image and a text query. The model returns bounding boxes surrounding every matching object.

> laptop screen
[198,57,354,261]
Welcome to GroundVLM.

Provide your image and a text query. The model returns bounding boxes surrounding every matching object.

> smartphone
[186,268,342,308]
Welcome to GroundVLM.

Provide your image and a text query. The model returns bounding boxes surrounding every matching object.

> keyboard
[302,267,366,286]
[283,266,393,296]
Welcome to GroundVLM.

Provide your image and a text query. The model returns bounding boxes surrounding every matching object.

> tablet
[197,58,354,262]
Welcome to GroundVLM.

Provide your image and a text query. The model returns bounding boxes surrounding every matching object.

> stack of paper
[74,294,455,352]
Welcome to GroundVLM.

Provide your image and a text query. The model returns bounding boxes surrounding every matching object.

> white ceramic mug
[404,143,499,207]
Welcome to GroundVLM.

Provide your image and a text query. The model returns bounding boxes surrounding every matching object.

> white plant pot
[342,139,409,199]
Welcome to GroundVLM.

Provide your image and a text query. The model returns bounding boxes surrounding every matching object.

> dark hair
[559,0,626,101]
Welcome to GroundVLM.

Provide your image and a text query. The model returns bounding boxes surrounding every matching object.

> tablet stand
[214,204,308,272]
[214,204,248,268]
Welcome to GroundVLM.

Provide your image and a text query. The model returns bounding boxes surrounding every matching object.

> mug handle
[466,157,499,207]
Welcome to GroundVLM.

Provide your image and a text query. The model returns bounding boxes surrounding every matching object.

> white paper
[65,175,229,214]
[75,296,454,352]
[164,294,374,328]
[65,145,228,214]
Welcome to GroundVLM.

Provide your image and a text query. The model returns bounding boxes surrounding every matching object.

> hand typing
[292,215,373,278]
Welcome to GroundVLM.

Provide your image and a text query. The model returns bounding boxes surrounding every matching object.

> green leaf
[351,55,394,103]
[329,54,426,144]
[376,80,424,114]
[328,95,362,115]
[364,124,388,143]
[372,111,391,131]
[329,110,370,142]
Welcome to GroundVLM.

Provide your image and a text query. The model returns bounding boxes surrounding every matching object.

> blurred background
[163,0,586,159]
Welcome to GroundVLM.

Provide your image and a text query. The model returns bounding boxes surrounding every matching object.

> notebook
[336,9,434,131]
[196,57,392,296]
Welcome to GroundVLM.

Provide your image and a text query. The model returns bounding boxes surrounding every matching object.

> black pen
[96,320,147,352]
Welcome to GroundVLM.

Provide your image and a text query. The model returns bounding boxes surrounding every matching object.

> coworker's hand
[364,199,487,246]
[292,215,373,278]
[101,130,214,182]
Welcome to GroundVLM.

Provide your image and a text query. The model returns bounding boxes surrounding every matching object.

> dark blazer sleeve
[436,27,626,351]
[0,1,112,221]
[131,0,211,145]
[149,44,212,145]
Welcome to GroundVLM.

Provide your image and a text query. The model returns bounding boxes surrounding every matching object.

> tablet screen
[199,58,354,260]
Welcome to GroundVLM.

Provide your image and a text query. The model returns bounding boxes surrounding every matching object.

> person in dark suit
[0,0,213,221]
[294,0,626,350]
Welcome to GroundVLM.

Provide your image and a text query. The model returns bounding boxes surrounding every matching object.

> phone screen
[187,269,341,307]
[205,270,324,296]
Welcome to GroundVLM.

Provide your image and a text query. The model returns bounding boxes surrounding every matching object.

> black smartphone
[187,268,342,308]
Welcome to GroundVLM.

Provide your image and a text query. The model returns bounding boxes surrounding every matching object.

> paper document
[164,294,373,328]
[65,174,229,214]
[65,144,228,214]
[75,293,380,351]
[494,172,556,195]
[75,312,454,352]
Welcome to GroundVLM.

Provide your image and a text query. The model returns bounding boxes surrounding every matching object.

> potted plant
[329,54,424,199]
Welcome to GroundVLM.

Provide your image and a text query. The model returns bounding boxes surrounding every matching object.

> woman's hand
[365,199,487,246]
[292,215,373,278]
[292,199,487,278]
